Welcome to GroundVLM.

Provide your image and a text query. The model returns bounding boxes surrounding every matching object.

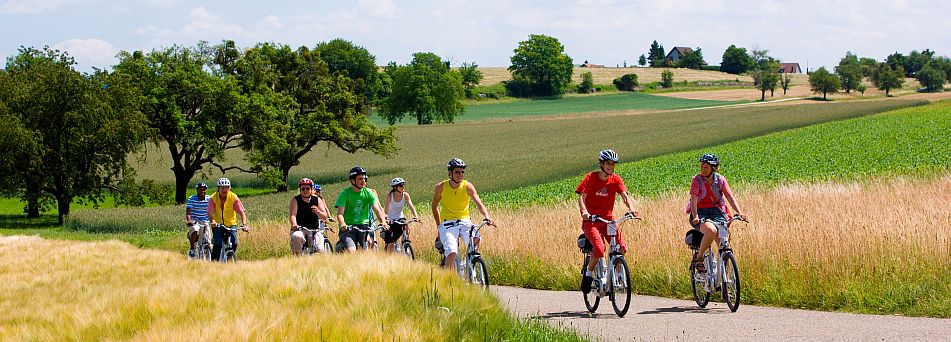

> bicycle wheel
[610,257,632,317]
[722,252,741,312]
[323,239,334,254]
[226,249,237,263]
[691,259,710,308]
[469,256,489,289]
[582,253,600,313]
[402,242,415,260]
[200,243,212,261]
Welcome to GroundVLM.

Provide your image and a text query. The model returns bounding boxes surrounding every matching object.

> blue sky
[2,0,948,72]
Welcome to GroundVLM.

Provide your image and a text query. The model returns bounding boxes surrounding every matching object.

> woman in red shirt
[577,149,640,294]
[689,153,746,273]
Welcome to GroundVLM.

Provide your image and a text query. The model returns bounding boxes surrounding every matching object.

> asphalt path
[493,286,950,341]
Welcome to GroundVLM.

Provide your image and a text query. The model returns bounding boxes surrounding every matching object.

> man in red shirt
[577,149,640,293]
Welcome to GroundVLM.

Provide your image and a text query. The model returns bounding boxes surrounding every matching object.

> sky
[1,0,949,72]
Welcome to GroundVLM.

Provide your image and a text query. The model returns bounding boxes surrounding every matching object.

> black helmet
[447,158,466,171]
[699,153,720,166]
[598,149,619,162]
[348,166,367,179]
[195,182,208,189]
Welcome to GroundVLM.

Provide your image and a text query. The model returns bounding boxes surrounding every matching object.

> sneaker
[581,275,593,293]
[188,249,196,258]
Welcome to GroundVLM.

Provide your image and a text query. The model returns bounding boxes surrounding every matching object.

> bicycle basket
[684,229,703,249]
[577,233,593,252]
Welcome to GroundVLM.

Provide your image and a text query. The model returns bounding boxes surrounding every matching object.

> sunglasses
[300,187,312,191]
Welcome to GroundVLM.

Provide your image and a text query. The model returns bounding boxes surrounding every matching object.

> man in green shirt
[335,166,389,252]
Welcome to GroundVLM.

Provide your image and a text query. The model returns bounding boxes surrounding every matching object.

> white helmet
[599,149,619,162]
[390,177,406,186]
[217,177,231,187]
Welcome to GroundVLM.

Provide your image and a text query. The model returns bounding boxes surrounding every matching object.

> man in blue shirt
[185,182,211,258]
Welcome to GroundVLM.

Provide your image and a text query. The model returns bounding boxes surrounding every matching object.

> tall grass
[0,236,583,341]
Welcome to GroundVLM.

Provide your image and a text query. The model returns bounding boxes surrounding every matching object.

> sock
[584,269,592,277]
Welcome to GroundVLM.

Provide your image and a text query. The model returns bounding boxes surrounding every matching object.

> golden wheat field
[0,236,561,341]
[475,66,757,86]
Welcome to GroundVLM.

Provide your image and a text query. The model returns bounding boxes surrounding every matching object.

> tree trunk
[783,88,787,95]
[823,91,827,100]
[278,166,291,192]
[770,89,775,97]
[760,89,766,101]
[24,185,40,218]
[173,167,196,204]
[56,195,70,225]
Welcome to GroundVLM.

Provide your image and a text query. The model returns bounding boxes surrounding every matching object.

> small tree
[661,69,674,88]
[648,40,666,67]
[577,71,595,93]
[809,67,841,100]
[916,63,947,92]
[856,83,867,95]
[752,63,780,101]
[380,52,465,124]
[780,73,793,95]
[508,34,574,96]
[613,73,639,91]
[720,45,754,75]
[638,54,647,67]
[678,47,704,69]
[872,63,905,96]
[835,52,862,93]
[459,61,483,98]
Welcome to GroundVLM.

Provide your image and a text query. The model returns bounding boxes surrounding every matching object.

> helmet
[313,183,321,192]
[216,178,231,187]
[447,158,466,171]
[390,177,406,186]
[699,153,720,166]
[298,178,314,187]
[195,182,208,189]
[348,166,367,179]
[598,149,619,162]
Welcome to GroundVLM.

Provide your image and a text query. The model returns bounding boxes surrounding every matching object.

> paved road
[493,286,950,341]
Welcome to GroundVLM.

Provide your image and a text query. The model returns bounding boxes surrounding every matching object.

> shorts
[189,221,211,241]
[382,223,406,244]
[438,219,478,258]
[337,224,371,251]
[291,228,325,253]
[691,207,727,230]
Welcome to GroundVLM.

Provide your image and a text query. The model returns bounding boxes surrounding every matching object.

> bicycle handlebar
[389,217,420,225]
[590,213,641,224]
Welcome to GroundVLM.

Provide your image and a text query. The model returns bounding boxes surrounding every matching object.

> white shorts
[291,229,325,253]
[438,219,479,257]
[189,222,211,240]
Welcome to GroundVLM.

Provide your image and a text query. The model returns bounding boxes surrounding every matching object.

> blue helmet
[699,153,720,166]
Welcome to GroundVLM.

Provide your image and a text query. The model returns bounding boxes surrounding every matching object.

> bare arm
[467,182,494,225]
[618,191,639,217]
[432,182,443,224]
[316,197,329,221]
[405,192,419,219]
[186,206,193,225]
[289,197,299,228]
[336,206,347,230]
[383,192,392,216]
[724,191,744,218]
[578,193,591,220]
[372,197,389,229]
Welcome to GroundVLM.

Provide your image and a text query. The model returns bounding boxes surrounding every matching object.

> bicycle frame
[298,221,334,255]
[589,215,637,297]
[696,215,745,293]
[191,221,212,260]
[389,218,417,254]
[216,224,241,263]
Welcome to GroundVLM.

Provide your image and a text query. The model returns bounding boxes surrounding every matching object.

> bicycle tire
[323,240,333,254]
[470,256,489,289]
[582,253,600,313]
[722,252,741,312]
[691,258,710,308]
[402,242,415,260]
[611,257,632,317]
[200,243,212,261]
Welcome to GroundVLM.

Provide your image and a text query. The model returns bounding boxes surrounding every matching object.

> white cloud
[181,6,245,37]
[53,38,117,69]
[357,0,396,18]
[257,14,284,30]
[1,0,73,13]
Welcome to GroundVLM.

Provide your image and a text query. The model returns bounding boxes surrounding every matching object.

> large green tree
[904,49,935,77]
[648,40,666,67]
[314,39,383,105]
[380,52,465,124]
[916,62,947,92]
[835,51,863,93]
[679,47,705,69]
[0,47,148,223]
[233,43,397,191]
[113,44,255,204]
[720,44,754,74]
[459,61,483,98]
[508,34,574,96]
[871,63,905,96]
[750,49,780,101]
[809,67,841,100]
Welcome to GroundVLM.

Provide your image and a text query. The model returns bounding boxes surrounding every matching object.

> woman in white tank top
[383,177,420,252]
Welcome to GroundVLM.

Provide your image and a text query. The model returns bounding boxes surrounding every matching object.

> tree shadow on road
[532,311,620,320]
[637,306,731,315]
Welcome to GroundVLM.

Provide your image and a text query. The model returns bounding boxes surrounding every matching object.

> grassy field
[0,236,583,341]
[374,92,739,125]
[486,100,951,206]
[475,66,760,86]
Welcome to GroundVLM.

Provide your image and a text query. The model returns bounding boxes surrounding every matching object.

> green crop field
[374,92,739,125]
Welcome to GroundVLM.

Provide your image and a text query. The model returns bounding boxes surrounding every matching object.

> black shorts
[382,223,406,244]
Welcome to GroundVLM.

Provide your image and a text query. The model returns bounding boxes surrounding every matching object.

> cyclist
[335,166,389,252]
[208,177,250,260]
[185,182,211,258]
[688,153,746,273]
[577,149,640,294]
[290,178,329,255]
[432,158,495,271]
[383,177,420,252]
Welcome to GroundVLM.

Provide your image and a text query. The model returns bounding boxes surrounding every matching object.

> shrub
[503,75,534,98]
[576,71,594,93]
[661,69,674,88]
[612,73,639,91]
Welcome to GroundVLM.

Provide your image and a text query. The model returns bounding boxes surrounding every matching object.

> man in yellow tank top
[431,158,495,271]
[208,178,250,261]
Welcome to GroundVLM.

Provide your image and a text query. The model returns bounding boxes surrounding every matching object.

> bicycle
[188,222,212,261]
[298,221,335,255]
[580,213,639,317]
[349,224,382,251]
[688,214,747,312]
[445,219,494,289]
[389,218,417,260]
[216,224,244,263]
